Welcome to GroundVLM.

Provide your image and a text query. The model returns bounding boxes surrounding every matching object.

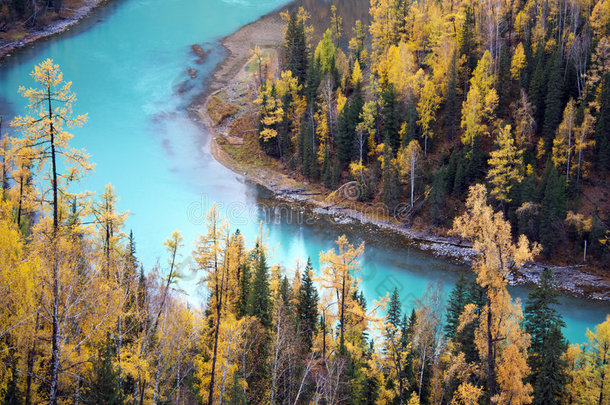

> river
[0,0,607,343]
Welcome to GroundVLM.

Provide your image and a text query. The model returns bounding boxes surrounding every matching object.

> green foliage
[226,371,247,405]
[237,262,250,318]
[444,274,470,340]
[314,29,337,76]
[458,6,478,71]
[284,10,309,85]
[528,46,548,127]
[336,89,364,169]
[248,250,271,328]
[80,339,125,405]
[539,162,567,257]
[387,287,402,328]
[297,258,319,353]
[524,269,568,405]
[381,84,401,154]
[595,73,610,171]
[381,143,401,214]
[543,52,565,154]
[496,45,513,117]
[429,166,448,226]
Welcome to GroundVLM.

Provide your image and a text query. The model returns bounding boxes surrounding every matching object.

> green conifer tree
[381,143,401,215]
[297,258,319,353]
[382,84,401,154]
[539,161,567,256]
[444,274,470,340]
[524,268,568,405]
[248,251,271,327]
[595,73,610,170]
[387,287,402,328]
[284,10,309,86]
[237,263,250,318]
[543,52,565,154]
[80,340,125,405]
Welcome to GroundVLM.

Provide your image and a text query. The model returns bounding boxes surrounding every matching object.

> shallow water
[0,0,607,343]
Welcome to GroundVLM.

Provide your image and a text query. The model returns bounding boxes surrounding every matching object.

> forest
[0,0,72,32]
[0,58,609,404]
[253,0,610,270]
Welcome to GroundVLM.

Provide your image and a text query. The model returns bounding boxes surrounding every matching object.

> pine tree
[538,161,567,257]
[387,287,402,328]
[524,268,568,405]
[80,340,125,405]
[543,52,565,155]
[226,371,247,405]
[496,45,513,117]
[595,73,610,170]
[458,6,478,71]
[284,10,309,86]
[444,274,470,340]
[460,279,486,364]
[429,166,448,226]
[382,84,401,154]
[248,250,271,328]
[1,357,22,405]
[528,46,547,128]
[381,143,401,215]
[321,145,332,188]
[237,263,250,318]
[297,258,319,353]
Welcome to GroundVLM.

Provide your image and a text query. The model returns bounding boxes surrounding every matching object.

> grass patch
[207,95,238,125]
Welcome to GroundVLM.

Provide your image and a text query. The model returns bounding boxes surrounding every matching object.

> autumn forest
[0,0,610,402]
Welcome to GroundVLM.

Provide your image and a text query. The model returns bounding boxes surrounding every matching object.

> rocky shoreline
[0,0,109,60]
[191,8,610,301]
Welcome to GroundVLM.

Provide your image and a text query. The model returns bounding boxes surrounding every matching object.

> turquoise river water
[0,0,607,343]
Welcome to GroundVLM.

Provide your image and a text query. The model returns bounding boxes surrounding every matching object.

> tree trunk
[208,229,224,405]
[410,156,415,207]
[48,259,60,405]
[418,342,427,400]
[339,273,346,352]
[487,295,497,403]
[48,85,58,233]
[24,309,40,405]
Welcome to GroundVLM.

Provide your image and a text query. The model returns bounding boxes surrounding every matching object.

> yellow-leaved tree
[10,58,91,234]
[9,60,103,404]
[453,184,541,405]
[552,98,576,182]
[417,78,441,156]
[319,235,365,353]
[0,200,37,398]
[486,124,524,203]
[461,51,498,153]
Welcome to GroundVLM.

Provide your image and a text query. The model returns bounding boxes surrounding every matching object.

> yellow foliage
[511,43,526,80]
[486,124,524,202]
[352,59,363,85]
[417,78,441,155]
[552,98,576,178]
[453,185,539,405]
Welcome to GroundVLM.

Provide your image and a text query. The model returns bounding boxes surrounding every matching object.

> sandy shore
[205,12,285,96]
[195,9,610,300]
[0,0,109,60]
